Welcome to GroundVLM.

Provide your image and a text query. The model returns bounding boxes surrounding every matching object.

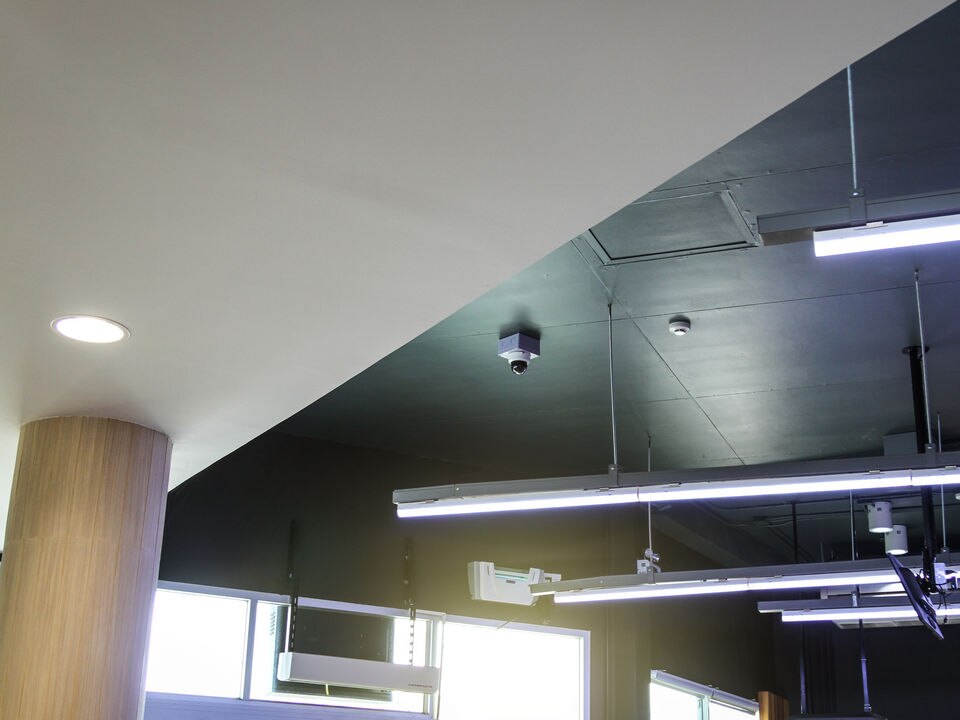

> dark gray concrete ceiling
[277,5,960,563]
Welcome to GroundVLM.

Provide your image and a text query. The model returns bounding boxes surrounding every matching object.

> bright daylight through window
[145,589,249,698]
[438,621,584,720]
[143,584,587,720]
[650,675,757,720]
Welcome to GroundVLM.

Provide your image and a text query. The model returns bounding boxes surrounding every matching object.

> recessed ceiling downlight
[51,315,130,344]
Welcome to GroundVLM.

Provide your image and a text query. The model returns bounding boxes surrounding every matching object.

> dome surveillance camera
[498,333,540,375]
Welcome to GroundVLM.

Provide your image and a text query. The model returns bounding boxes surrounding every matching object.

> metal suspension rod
[792,501,808,716]
[849,491,857,561]
[859,620,872,713]
[846,65,859,190]
[647,434,653,557]
[906,346,938,588]
[939,412,948,551]
[914,271,934,449]
[608,304,619,470]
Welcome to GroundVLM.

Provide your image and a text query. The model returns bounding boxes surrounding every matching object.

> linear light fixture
[395,465,960,518]
[813,213,960,257]
[780,606,960,623]
[550,569,899,605]
[757,580,959,627]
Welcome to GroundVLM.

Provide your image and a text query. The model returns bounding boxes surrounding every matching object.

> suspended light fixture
[529,558,909,605]
[885,525,909,556]
[814,214,960,257]
[549,568,900,604]
[865,501,893,533]
[395,465,960,518]
[781,606,960,623]
[813,214,960,257]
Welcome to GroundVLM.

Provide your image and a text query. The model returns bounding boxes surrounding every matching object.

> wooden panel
[0,417,171,720]
[758,690,790,720]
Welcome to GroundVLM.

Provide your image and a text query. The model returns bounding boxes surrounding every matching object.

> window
[650,682,701,720]
[144,582,589,720]
[650,671,757,720]
[145,589,249,698]
[709,701,758,720]
[437,621,584,720]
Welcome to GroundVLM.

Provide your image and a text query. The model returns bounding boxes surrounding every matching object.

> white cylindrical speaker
[865,501,893,533]
[885,524,908,555]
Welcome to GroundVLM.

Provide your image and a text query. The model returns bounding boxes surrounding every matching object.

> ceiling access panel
[583,185,758,265]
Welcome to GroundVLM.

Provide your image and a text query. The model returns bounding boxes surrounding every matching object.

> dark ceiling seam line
[571,236,746,465]
[415,269,960,345]
[621,310,745,466]
[692,376,913,401]
[570,231,618,300]
[629,277,960,321]
[343,402,677,426]
[694,501,799,560]
[412,316,623,343]
[653,142,960,194]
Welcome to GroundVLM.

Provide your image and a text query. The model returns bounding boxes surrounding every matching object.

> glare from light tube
[752,571,897,590]
[396,488,639,517]
[813,214,960,257]
[52,315,130,343]
[910,468,960,486]
[552,570,903,604]
[554,581,752,604]
[636,474,912,503]
[781,607,960,623]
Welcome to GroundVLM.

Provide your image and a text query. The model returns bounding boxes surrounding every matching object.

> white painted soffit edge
[0,1,950,546]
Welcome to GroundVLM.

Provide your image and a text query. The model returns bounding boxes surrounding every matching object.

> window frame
[649,669,758,720]
[147,581,589,720]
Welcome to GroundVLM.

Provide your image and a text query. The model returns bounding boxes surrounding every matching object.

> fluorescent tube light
[781,607,960,623]
[749,571,896,591]
[634,472,912,502]
[909,467,960,486]
[395,468,958,518]
[552,569,900,604]
[813,213,960,257]
[396,486,640,517]
[554,581,752,603]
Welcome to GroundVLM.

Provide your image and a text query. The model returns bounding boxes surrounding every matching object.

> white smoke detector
[668,316,691,336]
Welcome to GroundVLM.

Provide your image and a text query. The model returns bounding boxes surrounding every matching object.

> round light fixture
[865,501,893,533]
[51,315,130,344]
[885,525,908,556]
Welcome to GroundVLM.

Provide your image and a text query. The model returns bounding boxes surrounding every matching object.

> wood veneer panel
[759,690,790,720]
[0,417,170,720]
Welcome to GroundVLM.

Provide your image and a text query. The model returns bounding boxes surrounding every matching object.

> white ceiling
[0,1,948,545]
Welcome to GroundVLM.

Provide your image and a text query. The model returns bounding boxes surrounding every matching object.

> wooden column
[759,691,790,720]
[0,417,170,720]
